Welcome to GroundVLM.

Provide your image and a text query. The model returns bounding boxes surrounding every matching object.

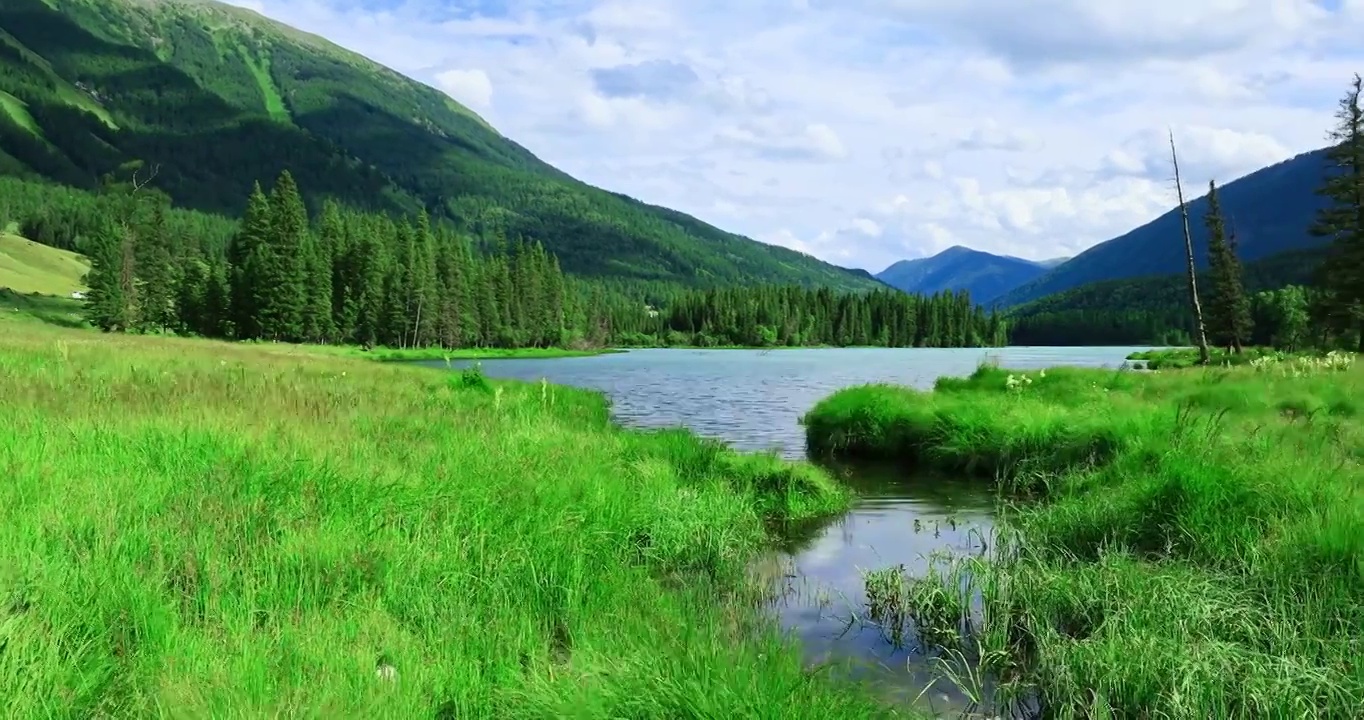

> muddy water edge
[421,346,1148,716]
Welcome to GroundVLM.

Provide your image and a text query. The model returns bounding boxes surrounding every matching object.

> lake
[421,346,1147,715]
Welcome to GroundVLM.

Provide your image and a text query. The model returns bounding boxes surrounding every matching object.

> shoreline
[800,357,1363,716]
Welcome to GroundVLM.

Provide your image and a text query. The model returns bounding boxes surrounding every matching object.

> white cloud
[434,68,494,110]
[208,0,1364,270]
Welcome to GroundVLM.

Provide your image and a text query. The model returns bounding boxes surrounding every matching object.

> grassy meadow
[0,317,905,719]
[803,356,1364,717]
[0,231,90,297]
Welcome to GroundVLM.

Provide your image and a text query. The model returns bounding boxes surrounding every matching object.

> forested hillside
[56,169,1003,350]
[1007,244,1327,345]
[0,0,879,291]
[876,245,1051,304]
[996,148,1334,307]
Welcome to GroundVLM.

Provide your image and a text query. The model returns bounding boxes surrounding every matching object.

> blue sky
[224,0,1364,272]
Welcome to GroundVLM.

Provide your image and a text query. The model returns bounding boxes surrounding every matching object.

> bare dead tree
[1169,129,1210,365]
[130,163,161,194]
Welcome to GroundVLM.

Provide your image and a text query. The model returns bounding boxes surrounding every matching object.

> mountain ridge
[0,0,882,292]
[995,148,1333,307]
[875,245,1054,303]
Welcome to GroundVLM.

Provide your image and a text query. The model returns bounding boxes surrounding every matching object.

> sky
[221,0,1364,273]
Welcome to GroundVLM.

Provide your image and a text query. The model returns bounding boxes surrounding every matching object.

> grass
[0,90,39,135]
[1126,346,1304,370]
[236,44,290,123]
[803,356,1364,717]
[0,231,90,296]
[1,287,86,328]
[0,316,911,718]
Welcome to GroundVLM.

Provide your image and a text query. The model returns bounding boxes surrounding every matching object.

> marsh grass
[808,356,1364,718]
[0,319,898,718]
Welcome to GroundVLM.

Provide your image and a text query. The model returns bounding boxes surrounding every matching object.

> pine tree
[300,232,336,343]
[257,170,310,342]
[228,182,272,339]
[202,261,230,338]
[1202,180,1252,352]
[410,211,439,347]
[175,255,208,335]
[135,201,178,332]
[1310,74,1364,352]
[81,218,132,331]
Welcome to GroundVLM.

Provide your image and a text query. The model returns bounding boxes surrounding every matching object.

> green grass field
[803,356,1364,717]
[0,317,909,718]
[0,231,90,296]
[0,89,39,134]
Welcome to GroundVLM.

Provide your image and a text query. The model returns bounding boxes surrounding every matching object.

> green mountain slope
[876,245,1052,304]
[0,0,880,291]
[1007,246,1327,345]
[995,148,1332,307]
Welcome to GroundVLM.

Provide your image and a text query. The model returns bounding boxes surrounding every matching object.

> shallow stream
[423,346,1144,715]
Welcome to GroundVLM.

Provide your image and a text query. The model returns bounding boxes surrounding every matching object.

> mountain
[1035,256,1070,269]
[0,0,881,292]
[876,245,1053,303]
[995,148,1333,307]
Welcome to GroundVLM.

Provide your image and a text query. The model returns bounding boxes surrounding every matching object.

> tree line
[70,171,1005,350]
[634,286,1006,348]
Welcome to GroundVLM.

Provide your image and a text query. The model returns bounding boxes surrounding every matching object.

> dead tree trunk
[1170,129,1210,365]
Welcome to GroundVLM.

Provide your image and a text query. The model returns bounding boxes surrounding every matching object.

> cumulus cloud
[203,0,1364,270]
[434,68,494,110]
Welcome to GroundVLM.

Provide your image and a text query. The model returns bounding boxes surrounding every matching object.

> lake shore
[305,344,625,361]
[0,318,903,718]
[1125,346,1319,370]
[801,356,1363,715]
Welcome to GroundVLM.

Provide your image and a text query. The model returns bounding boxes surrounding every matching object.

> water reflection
[760,461,1012,715]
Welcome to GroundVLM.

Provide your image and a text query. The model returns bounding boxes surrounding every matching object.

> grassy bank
[0,318,901,718]
[803,356,1364,717]
[1125,346,1321,370]
[300,344,622,362]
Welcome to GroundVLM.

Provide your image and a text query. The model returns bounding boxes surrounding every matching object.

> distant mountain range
[877,144,1332,310]
[994,148,1333,307]
[875,246,1069,304]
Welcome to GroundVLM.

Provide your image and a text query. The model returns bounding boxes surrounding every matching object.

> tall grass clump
[807,355,1364,717]
[802,365,1165,492]
[0,319,896,718]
